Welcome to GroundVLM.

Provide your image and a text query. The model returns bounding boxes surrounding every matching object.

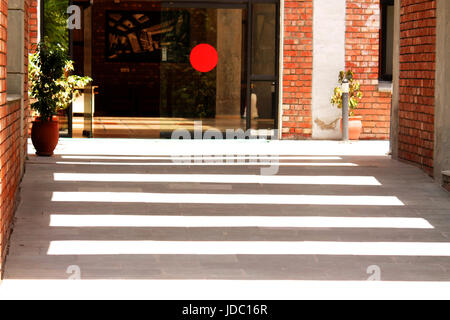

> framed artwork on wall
[106,10,190,62]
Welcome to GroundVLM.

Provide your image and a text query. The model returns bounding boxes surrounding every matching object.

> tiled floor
[1,139,450,299]
[72,117,274,138]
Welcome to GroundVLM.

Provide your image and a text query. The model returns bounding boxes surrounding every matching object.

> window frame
[379,0,394,82]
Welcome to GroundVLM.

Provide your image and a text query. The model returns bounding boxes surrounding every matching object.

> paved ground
[1,139,450,299]
[72,117,273,138]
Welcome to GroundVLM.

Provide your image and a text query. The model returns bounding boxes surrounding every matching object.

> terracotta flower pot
[341,116,363,140]
[31,118,59,156]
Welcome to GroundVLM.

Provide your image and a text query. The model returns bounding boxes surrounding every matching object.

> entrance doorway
[67,0,279,138]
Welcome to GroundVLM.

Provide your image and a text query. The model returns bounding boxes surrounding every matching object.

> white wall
[312,0,346,139]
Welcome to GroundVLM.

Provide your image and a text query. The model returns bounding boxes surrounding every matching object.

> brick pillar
[24,0,31,162]
[345,0,392,140]
[397,0,436,176]
[282,0,313,139]
[0,0,31,278]
[29,0,38,52]
[0,0,8,278]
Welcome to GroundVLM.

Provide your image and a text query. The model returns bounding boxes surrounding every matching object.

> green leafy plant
[43,0,70,50]
[161,63,216,119]
[29,43,92,121]
[330,70,363,116]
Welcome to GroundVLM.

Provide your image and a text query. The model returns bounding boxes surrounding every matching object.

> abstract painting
[106,10,190,62]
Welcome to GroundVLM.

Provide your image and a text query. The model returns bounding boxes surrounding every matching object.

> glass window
[252,3,276,76]
[380,0,394,81]
[250,81,276,131]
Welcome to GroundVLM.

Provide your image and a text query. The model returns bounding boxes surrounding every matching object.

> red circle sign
[189,44,218,73]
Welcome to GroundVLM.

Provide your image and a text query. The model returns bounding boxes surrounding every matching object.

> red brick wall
[0,99,22,277]
[0,0,32,277]
[25,0,31,150]
[398,0,436,175]
[0,0,8,276]
[29,0,38,52]
[346,0,392,140]
[281,0,313,139]
[282,0,391,140]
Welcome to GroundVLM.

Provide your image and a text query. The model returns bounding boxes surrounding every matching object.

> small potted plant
[29,42,91,156]
[331,70,363,140]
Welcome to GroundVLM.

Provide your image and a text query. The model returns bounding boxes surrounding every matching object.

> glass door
[64,0,279,139]
[68,1,94,137]
[82,4,94,137]
[247,1,279,137]
[159,3,248,138]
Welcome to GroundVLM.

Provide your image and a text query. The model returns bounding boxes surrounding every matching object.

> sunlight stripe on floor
[55,161,358,167]
[51,192,404,206]
[47,240,450,256]
[60,155,343,160]
[49,215,433,229]
[53,173,381,185]
[2,280,450,299]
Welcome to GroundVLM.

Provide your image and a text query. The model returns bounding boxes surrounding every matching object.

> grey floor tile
[4,143,450,283]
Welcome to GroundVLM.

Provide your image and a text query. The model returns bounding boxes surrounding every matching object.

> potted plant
[331,70,363,140]
[29,43,91,156]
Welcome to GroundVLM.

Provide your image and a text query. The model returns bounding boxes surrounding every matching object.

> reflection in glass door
[250,81,277,129]
[159,5,247,138]
[249,2,279,135]
[66,0,279,139]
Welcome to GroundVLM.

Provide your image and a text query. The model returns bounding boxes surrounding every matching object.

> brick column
[0,0,32,278]
[24,0,31,161]
[0,0,8,277]
[398,0,436,176]
[345,0,392,140]
[282,0,313,139]
[29,0,38,52]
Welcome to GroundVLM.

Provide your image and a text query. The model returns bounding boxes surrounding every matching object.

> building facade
[0,0,449,277]
[283,0,393,140]
[66,0,395,140]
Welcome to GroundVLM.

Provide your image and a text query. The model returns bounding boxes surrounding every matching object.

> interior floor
[72,117,274,138]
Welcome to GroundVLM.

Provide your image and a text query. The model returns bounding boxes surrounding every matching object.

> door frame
[68,0,281,136]
[164,0,280,134]
[246,0,280,133]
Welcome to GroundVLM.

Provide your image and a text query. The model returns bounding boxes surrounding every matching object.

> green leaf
[330,70,362,112]
[29,41,92,120]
